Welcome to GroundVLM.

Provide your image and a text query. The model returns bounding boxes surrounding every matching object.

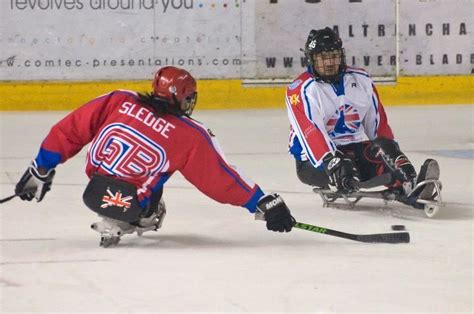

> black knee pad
[365,138,400,160]
[365,138,416,182]
[296,160,330,187]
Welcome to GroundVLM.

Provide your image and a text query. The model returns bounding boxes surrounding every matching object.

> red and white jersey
[286,67,394,167]
[34,90,264,212]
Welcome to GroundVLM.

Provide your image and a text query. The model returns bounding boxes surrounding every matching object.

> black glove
[15,161,56,202]
[322,151,360,193]
[256,194,295,232]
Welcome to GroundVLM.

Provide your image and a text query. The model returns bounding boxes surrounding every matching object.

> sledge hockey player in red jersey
[15,66,295,247]
[286,27,442,216]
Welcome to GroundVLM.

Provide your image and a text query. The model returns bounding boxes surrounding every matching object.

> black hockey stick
[294,221,410,244]
[356,173,392,189]
[0,194,18,204]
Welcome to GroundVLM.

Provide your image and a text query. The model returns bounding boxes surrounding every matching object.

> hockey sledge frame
[313,178,444,218]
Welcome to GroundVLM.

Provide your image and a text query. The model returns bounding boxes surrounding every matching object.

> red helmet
[152,66,197,115]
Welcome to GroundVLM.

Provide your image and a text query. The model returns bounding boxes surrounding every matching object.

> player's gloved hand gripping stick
[256,194,296,232]
[0,161,55,204]
[15,160,55,202]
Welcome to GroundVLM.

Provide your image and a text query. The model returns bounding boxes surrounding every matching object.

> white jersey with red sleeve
[286,67,394,168]
[34,90,264,212]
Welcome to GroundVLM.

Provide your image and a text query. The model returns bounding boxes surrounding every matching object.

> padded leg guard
[365,138,417,193]
[295,160,330,188]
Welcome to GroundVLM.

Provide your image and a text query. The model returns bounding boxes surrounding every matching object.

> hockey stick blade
[0,194,17,204]
[294,222,410,244]
[355,232,410,244]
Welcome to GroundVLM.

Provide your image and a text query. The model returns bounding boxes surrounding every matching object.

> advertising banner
[398,0,472,75]
[1,0,244,80]
[0,0,472,81]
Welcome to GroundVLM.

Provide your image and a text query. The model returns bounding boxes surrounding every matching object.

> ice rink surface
[1,105,473,313]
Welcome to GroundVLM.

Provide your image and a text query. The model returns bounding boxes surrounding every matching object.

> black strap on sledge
[82,174,144,222]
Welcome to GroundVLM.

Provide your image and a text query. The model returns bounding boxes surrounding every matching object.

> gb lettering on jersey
[88,123,169,177]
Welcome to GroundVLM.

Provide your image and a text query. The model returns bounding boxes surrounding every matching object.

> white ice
[1,105,473,313]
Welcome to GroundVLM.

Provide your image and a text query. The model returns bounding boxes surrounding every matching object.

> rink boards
[0,75,472,111]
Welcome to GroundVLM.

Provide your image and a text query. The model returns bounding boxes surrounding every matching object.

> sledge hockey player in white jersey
[285,27,442,216]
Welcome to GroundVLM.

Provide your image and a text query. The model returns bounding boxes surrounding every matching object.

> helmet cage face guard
[311,48,346,83]
[178,91,198,116]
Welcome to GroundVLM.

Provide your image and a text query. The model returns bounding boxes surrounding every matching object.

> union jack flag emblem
[327,104,361,136]
[101,188,133,212]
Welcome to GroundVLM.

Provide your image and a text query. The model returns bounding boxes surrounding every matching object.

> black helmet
[303,27,346,82]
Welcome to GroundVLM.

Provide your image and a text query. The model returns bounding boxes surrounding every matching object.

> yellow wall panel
[0,76,472,111]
